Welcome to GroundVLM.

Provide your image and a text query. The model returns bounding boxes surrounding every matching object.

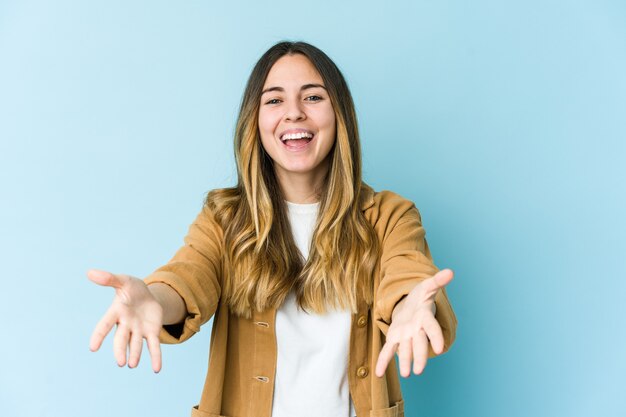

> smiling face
[258,53,336,187]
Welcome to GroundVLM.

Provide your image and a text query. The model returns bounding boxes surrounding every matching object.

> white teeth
[281,132,313,141]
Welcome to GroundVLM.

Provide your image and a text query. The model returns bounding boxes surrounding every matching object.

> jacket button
[356,366,369,378]
[357,315,367,327]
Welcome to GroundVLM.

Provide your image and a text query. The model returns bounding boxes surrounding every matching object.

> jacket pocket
[190,404,229,417]
[369,399,405,417]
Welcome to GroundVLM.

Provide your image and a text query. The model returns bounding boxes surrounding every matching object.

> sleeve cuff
[144,271,203,344]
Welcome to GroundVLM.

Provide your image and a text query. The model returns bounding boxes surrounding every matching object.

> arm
[87,203,224,372]
[143,202,224,344]
[373,204,457,362]
[374,205,457,376]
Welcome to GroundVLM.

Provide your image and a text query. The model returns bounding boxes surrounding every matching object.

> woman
[88,40,457,417]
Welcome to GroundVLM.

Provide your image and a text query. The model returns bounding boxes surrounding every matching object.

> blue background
[1,1,624,416]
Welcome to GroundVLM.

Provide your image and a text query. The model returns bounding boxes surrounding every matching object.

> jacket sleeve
[373,205,457,357]
[143,203,224,344]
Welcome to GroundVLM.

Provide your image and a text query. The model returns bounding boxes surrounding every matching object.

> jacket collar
[360,182,375,211]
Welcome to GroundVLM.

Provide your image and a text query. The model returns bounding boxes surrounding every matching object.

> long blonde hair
[205,41,379,318]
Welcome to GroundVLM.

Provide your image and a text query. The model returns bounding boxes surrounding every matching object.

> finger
[89,309,117,352]
[433,268,454,287]
[127,331,143,368]
[87,269,128,289]
[146,335,162,373]
[375,340,398,377]
[113,322,130,367]
[422,313,445,355]
[412,329,429,375]
[419,269,454,298]
[398,339,413,378]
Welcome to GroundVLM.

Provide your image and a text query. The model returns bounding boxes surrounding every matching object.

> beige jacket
[144,183,457,417]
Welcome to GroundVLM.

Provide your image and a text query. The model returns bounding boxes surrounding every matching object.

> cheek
[259,132,276,157]
[321,110,336,141]
[258,109,272,134]
[258,110,277,147]
[320,105,336,132]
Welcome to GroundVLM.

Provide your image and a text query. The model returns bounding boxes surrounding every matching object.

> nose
[283,99,306,122]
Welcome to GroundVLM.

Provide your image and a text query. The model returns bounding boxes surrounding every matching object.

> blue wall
[1,1,624,416]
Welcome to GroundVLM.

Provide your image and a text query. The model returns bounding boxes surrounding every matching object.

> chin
[284,166,315,174]
[278,161,319,174]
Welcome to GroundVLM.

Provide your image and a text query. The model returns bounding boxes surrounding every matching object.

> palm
[110,284,163,335]
[88,269,163,372]
[375,269,454,378]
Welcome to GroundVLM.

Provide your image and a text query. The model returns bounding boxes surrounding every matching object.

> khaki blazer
[144,182,457,417]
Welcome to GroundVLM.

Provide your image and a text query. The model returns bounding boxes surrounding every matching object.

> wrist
[392,295,408,321]
[146,282,186,325]
[146,283,166,307]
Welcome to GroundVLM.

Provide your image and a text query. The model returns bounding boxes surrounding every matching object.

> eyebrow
[261,83,327,95]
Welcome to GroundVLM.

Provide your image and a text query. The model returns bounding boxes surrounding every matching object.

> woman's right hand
[87,269,164,372]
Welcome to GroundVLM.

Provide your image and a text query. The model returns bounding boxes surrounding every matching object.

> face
[258,54,336,183]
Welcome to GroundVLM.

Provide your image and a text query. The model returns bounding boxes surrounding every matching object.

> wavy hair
[205,40,379,318]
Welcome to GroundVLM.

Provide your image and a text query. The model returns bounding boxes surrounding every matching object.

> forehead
[262,54,324,87]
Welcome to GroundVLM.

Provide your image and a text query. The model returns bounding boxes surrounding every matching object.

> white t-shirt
[271,200,357,417]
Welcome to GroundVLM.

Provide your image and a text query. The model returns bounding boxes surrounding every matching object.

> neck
[274,163,328,204]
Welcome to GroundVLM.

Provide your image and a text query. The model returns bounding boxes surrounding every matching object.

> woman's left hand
[375,269,454,378]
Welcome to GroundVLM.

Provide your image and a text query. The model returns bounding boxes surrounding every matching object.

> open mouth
[280,132,315,150]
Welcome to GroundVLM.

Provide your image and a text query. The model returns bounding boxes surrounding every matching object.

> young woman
[88,40,457,417]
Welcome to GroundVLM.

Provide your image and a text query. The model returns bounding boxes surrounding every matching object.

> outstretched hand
[375,269,454,378]
[87,269,164,373]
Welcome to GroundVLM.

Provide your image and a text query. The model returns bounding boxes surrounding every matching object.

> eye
[305,95,323,102]
[265,98,281,105]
